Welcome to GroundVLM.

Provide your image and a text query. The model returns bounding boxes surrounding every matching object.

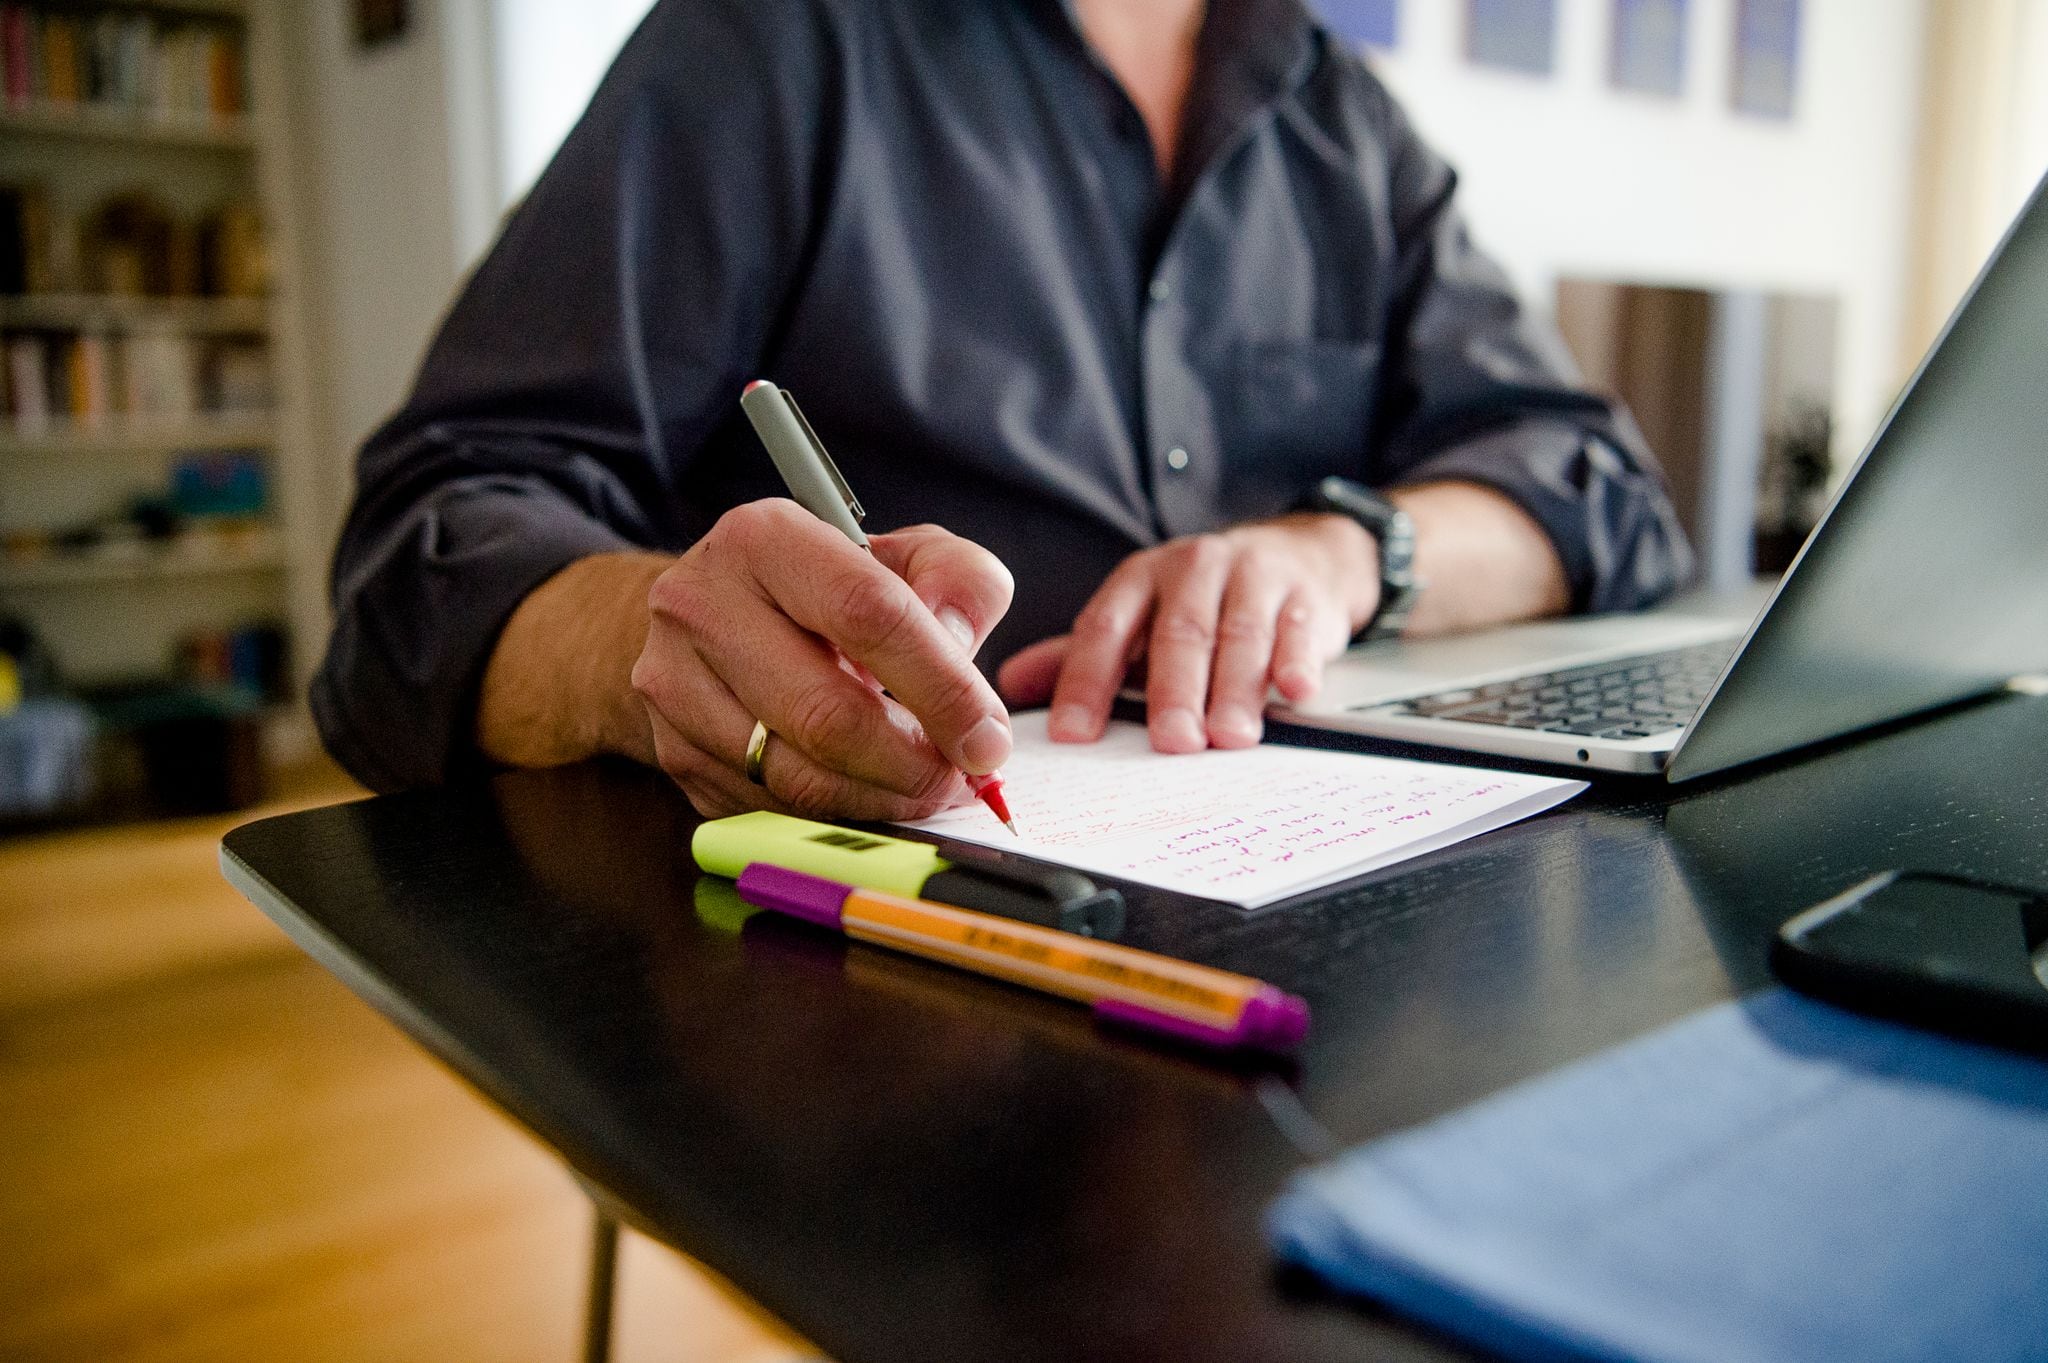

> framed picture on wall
[1611,0,1688,98]
[1467,0,1558,77]
[1731,0,1800,118]
[353,0,408,50]
[1312,0,1399,49]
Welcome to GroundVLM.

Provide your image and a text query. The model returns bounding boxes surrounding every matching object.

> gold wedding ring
[744,719,772,786]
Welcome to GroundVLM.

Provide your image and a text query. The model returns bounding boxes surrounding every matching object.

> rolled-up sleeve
[312,0,839,791]
[1364,82,1693,613]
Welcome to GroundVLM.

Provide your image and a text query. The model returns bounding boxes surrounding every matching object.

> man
[314,0,1689,820]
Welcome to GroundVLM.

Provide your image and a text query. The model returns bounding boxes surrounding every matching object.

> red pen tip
[973,776,1016,833]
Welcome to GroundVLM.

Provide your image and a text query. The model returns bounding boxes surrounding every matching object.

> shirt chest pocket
[1224,339,1381,514]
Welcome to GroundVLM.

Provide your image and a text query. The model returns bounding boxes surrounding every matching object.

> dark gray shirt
[314,0,1691,791]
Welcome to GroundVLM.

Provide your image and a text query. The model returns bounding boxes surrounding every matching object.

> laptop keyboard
[1379,641,1740,740]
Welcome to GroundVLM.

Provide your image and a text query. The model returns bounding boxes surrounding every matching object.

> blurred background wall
[1375,0,1923,487]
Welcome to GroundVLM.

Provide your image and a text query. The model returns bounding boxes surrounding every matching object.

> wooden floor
[0,763,819,1363]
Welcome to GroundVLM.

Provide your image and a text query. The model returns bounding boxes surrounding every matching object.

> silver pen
[739,381,1018,834]
[741,380,870,549]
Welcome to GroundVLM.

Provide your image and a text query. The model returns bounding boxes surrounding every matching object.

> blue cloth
[1269,989,2048,1363]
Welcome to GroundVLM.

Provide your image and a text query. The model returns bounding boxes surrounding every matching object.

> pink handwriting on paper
[907,715,1585,907]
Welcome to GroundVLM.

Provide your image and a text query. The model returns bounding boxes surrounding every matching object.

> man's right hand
[629,499,1016,820]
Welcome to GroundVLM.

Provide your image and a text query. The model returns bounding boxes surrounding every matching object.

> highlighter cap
[736,863,850,929]
[924,855,1126,939]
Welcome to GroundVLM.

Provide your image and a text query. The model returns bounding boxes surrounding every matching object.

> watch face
[1316,477,1399,533]
[1379,511,1417,574]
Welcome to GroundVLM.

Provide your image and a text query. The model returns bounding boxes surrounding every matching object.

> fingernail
[959,716,1011,774]
[1277,665,1317,699]
[1212,706,1262,745]
[1049,704,1094,742]
[1156,707,1204,751]
[938,606,976,654]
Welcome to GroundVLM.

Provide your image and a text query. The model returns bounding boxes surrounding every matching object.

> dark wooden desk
[221,692,2048,1363]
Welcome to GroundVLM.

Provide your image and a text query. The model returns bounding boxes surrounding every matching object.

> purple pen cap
[735,863,851,929]
[1094,984,1311,1054]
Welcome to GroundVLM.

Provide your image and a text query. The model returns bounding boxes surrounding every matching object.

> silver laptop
[1279,168,2048,782]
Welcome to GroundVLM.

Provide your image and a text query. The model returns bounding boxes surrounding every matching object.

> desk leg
[584,1202,620,1363]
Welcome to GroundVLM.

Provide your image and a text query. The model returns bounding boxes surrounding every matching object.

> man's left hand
[997,514,1379,752]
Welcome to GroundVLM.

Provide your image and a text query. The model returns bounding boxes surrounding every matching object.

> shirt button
[1165,446,1190,471]
[1148,278,1171,303]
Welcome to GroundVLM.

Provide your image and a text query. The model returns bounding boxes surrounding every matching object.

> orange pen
[735,863,1310,1053]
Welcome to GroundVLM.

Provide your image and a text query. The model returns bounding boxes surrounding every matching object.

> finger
[1270,588,1332,703]
[644,553,965,803]
[1047,561,1157,743]
[644,667,966,823]
[730,504,1013,775]
[753,706,969,821]
[997,635,1071,706]
[645,701,761,819]
[1204,562,1286,748]
[721,613,969,806]
[1143,538,1234,753]
[870,524,1015,657]
[633,640,771,817]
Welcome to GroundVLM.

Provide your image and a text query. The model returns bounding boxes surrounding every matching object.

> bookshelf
[0,527,279,587]
[0,290,267,333]
[1,413,273,457]
[1,0,318,746]
[0,99,252,148]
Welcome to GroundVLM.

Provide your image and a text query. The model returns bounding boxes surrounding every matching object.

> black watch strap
[1305,476,1423,642]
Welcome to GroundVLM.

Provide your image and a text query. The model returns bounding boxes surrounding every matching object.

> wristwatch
[1305,476,1423,642]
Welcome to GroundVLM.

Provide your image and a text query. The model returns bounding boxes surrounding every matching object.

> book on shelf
[63,330,108,422]
[0,6,30,108]
[38,10,72,103]
[3,181,268,302]
[203,337,268,412]
[5,330,46,428]
[0,182,54,295]
[178,620,289,701]
[0,3,245,121]
[122,325,199,419]
[5,325,273,432]
[199,199,266,298]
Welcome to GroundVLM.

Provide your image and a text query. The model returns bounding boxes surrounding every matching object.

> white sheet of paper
[903,713,1586,909]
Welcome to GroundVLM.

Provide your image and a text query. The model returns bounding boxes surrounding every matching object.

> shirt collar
[1042,0,1317,107]
[1174,0,1319,197]
[1041,0,1320,190]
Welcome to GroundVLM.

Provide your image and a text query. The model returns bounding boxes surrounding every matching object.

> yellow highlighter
[691,810,1125,938]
